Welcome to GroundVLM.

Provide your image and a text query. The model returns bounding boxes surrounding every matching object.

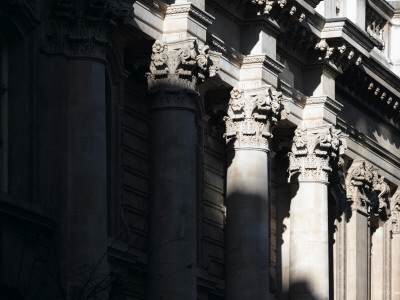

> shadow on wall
[289,281,321,300]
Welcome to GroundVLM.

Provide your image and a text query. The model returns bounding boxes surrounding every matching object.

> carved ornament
[391,188,400,234]
[371,171,391,219]
[43,0,135,60]
[223,87,284,151]
[250,0,306,22]
[146,38,219,92]
[345,160,374,214]
[288,126,347,183]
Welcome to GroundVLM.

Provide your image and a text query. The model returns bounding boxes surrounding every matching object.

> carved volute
[223,86,284,151]
[288,126,347,183]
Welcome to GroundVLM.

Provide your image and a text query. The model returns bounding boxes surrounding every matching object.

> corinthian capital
[391,188,400,234]
[288,126,347,183]
[146,38,219,92]
[223,86,283,151]
[345,160,374,214]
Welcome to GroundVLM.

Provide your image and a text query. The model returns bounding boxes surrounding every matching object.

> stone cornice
[336,118,400,183]
[223,86,284,151]
[288,125,347,183]
[166,3,215,27]
[321,18,378,54]
[242,54,285,75]
[306,95,343,114]
[368,0,395,20]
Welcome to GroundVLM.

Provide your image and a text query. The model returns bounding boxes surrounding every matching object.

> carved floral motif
[391,189,400,234]
[371,172,391,219]
[288,126,347,182]
[146,39,218,92]
[44,0,135,60]
[223,87,283,150]
[345,160,374,214]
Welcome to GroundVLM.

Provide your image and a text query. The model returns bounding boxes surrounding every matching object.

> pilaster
[288,125,346,300]
[224,84,284,300]
[391,188,400,299]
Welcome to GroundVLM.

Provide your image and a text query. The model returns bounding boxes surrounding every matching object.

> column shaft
[226,149,270,299]
[392,233,400,299]
[147,96,197,300]
[289,182,329,300]
[345,211,368,300]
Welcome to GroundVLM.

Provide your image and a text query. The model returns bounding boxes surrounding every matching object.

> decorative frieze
[223,86,283,151]
[288,126,347,183]
[391,188,400,234]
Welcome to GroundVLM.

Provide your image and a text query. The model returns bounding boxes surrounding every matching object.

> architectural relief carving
[371,172,391,219]
[315,39,362,68]
[44,0,135,60]
[391,188,400,234]
[146,38,218,92]
[288,126,347,183]
[223,87,283,151]
[345,160,374,214]
[250,0,306,21]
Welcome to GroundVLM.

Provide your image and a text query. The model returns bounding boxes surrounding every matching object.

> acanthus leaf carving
[43,0,136,60]
[371,171,391,220]
[391,188,400,234]
[223,86,284,151]
[146,38,219,92]
[288,126,347,183]
[345,160,374,215]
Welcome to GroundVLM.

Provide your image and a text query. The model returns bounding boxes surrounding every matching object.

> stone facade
[0,0,400,299]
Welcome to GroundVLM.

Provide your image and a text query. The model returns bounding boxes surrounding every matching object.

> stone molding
[288,126,347,183]
[43,0,135,60]
[314,39,363,69]
[165,3,215,27]
[146,38,219,110]
[391,188,400,234]
[223,86,283,151]
[242,54,285,76]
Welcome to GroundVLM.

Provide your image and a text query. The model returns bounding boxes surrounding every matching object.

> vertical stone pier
[391,189,400,299]
[288,126,346,299]
[344,159,373,300]
[146,38,216,300]
[224,86,283,299]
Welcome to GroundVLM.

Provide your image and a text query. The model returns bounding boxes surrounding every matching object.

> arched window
[0,34,8,192]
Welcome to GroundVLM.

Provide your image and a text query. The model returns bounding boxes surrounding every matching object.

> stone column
[223,86,283,299]
[344,159,374,300]
[288,126,346,300]
[146,38,217,300]
[39,1,134,295]
[391,188,400,299]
